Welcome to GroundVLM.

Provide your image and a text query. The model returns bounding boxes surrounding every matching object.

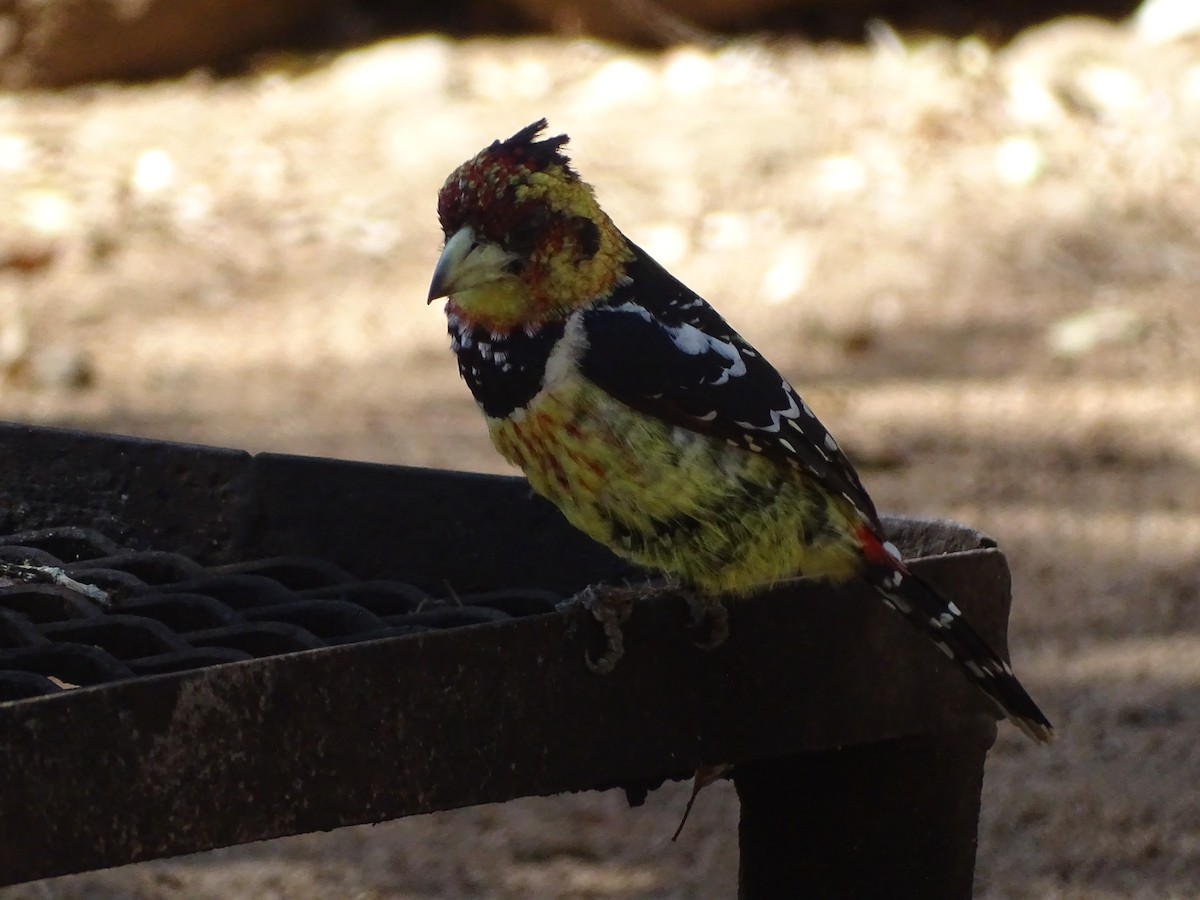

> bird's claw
[558,584,637,674]
[559,582,728,670]
[684,590,729,650]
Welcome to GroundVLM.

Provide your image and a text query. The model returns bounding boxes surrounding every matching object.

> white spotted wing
[579,240,881,527]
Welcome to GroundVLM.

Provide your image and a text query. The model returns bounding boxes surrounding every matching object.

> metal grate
[0,526,560,702]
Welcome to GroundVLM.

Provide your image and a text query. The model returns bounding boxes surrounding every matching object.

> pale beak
[427,225,517,303]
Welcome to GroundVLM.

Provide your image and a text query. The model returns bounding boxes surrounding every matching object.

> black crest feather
[492,119,576,178]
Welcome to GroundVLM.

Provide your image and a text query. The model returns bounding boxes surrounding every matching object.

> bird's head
[428,120,631,332]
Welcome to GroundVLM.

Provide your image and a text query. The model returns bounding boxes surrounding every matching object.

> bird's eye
[570,215,601,262]
[507,207,551,252]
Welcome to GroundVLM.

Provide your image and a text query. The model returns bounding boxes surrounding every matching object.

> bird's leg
[682,588,729,650]
[559,581,727,671]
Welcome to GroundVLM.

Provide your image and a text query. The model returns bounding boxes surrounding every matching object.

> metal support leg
[735,718,997,900]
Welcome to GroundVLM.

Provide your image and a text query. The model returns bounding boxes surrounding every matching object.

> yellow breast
[487,377,864,595]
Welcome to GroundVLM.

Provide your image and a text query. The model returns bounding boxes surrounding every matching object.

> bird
[427,119,1053,744]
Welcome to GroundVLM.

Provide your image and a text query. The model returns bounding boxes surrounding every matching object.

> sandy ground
[0,14,1198,899]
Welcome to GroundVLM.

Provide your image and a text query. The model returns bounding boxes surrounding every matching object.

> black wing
[579,240,881,526]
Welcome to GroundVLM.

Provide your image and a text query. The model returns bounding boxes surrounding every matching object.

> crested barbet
[428,120,1053,744]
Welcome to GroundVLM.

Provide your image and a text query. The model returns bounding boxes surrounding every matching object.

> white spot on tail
[882,541,902,562]
[934,641,954,659]
[736,391,800,434]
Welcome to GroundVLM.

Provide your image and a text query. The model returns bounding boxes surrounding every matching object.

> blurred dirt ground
[0,12,1198,900]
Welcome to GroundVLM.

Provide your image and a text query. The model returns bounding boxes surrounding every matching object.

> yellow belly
[487,378,863,595]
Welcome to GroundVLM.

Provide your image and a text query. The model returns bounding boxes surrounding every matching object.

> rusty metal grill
[0,423,1021,896]
[0,525,560,702]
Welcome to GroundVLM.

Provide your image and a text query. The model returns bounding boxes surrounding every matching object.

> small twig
[610,0,727,50]
[0,560,111,608]
[672,763,732,841]
[441,580,463,607]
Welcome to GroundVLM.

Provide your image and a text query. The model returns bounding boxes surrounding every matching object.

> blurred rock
[0,237,58,273]
[1047,306,1145,358]
[760,249,814,306]
[994,135,1046,186]
[499,0,868,45]
[0,2,1160,88]
[1133,0,1200,44]
[571,55,659,107]
[0,0,328,87]
[27,343,96,390]
[636,223,689,265]
[325,36,453,102]
[0,314,29,377]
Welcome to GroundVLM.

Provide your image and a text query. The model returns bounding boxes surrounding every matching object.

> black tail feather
[870,563,1054,743]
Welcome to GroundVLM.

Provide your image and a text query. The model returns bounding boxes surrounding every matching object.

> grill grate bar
[0,526,561,701]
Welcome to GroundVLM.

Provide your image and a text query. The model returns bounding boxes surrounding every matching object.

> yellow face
[429,152,631,332]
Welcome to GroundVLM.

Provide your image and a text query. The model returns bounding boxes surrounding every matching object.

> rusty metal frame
[0,422,1011,897]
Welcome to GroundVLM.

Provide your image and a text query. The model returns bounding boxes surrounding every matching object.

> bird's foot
[683,589,729,650]
[558,583,642,674]
[558,582,726,671]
